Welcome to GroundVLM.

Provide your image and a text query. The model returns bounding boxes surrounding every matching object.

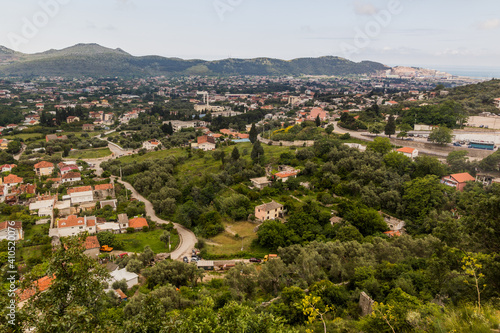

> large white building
[109,268,139,289]
[68,186,94,205]
[54,215,96,238]
[167,120,207,132]
[29,198,56,217]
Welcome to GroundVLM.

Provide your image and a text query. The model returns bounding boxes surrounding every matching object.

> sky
[0,0,499,69]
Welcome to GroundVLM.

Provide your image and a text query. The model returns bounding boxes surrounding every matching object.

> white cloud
[354,1,378,16]
[477,19,500,30]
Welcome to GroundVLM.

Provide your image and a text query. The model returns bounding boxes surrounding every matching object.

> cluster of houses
[0,164,37,206]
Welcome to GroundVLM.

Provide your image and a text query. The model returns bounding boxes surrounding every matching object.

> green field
[23,223,49,241]
[4,133,45,141]
[69,148,112,159]
[205,221,266,256]
[115,229,180,254]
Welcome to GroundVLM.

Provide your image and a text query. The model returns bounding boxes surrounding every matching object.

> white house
[54,215,96,238]
[62,172,82,184]
[143,139,161,150]
[195,135,216,151]
[494,98,500,108]
[29,198,56,217]
[68,186,94,205]
[396,147,419,159]
[274,170,298,182]
[109,268,139,289]
[96,222,121,234]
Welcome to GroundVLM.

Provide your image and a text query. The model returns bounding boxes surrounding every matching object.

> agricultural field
[68,147,112,159]
[114,228,179,254]
[204,221,265,256]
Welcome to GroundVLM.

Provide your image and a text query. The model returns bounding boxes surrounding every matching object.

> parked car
[183,256,189,263]
[249,258,262,263]
[453,142,462,147]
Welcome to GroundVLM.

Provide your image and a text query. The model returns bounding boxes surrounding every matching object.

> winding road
[79,130,198,261]
[114,178,197,260]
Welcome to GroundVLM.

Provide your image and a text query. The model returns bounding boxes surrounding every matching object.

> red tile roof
[115,289,127,299]
[95,183,114,191]
[4,174,23,184]
[34,161,54,169]
[397,147,416,154]
[450,173,475,183]
[62,172,81,180]
[384,230,402,237]
[57,215,85,228]
[84,235,100,250]
[129,217,148,229]
[275,171,298,178]
[197,135,215,145]
[68,186,92,194]
[17,275,55,302]
[57,215,96,228]
[0,221,22,230]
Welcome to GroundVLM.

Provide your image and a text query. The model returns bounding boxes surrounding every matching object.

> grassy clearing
[118,148,186,164]
[23,224,49,241]
[69,148,112,159]
[204,221,266,256]
[4,133,45,140]
[115,229,179,254]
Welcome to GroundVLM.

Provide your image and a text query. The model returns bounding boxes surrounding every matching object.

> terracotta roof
[129,217,148,229]
[34,161,54,169]
[197,135,216,145]
[384,230,402,237]
[62,172,81,179]
[450,173,475,183]
[4,174,23,184]
[115,289,127,299]
[68,186,92,194]
[84,235,100,250]
[397,147,416,154]
[86,217,96,227]
[57,215,85,228]
[275,171,298,178]
[0,221,22,230]
[17,275,55,302]
[95,183,113,191]
[57,215,96,228]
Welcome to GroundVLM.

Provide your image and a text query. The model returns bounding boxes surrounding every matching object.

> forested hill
[0,43,389,78]
[429,79,500,115]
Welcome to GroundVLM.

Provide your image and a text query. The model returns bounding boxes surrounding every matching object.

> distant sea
[427,65,500,79]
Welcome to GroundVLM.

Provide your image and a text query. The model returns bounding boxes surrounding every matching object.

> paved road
[330,121,476,158]
[114,177,197,261]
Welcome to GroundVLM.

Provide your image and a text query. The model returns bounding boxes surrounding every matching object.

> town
[1,70,500,332]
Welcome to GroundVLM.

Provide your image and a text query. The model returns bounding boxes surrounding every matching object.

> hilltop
[0,43,389,78]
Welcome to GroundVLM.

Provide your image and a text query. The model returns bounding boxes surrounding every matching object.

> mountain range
[0,43,389,78]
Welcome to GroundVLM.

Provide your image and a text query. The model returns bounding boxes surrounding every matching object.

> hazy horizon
[1,0,499,69]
